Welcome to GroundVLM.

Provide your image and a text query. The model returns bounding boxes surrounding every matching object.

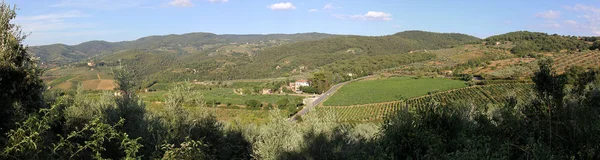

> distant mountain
[35,30,480,82]
[28,32,339,65]
[28,41,116,64]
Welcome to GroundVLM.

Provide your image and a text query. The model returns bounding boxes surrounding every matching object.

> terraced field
[316,83,533,122]
[553,51,600,73]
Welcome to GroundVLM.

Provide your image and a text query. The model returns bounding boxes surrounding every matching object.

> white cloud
[17,10,87,21]
[14,11,101,45]
[51,0,142,10]
[541,22,561,29]
[351,11,392,21]
[168,0,194,7]
[15,11,93,32]
[323,3,340,10]
[565,4,600,35]
[308,9,318,12]
[268,2,296,10]
[564,20,577,25]
[565,4,600,13]
[535,10,561,19]
[332,14,348,20]
[208,0,228,3]
[25,30,125,45]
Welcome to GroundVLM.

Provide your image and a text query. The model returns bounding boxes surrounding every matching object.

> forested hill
[34,30,479,82]
[243,31,480,75]
[28,32,338,65]
[484,31,591,56]
[176,31,480,81]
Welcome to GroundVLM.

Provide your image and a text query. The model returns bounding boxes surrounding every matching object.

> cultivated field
[146,101,274,124]
[82,79,115,90]
[553,50,600,73]
[316,83,533,122]
[140,87,301,107]
[323,77,467,106]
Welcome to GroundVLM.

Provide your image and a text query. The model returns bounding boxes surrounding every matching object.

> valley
[36,31,600,125]
[3,0,600,157]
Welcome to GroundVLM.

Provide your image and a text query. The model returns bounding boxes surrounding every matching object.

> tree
[245,99,262,109]
[299,86,319,94]
[276,98,290,108]
[0,2,46,142]
[591,40,600,50]
[532,58,565,107]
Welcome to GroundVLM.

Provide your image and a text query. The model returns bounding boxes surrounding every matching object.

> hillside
[29,32,339,65]
[45,31,479,83]
[172,31,480,81]
[484,31,591,56]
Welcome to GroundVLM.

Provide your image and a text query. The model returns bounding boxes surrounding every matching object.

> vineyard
[552,51,600,73]
[315,83,533,122]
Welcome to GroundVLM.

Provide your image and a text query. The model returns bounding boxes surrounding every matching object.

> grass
[323,77,467,106]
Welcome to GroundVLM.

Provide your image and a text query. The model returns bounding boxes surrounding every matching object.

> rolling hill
[174,31,480,81]
[484,31,591,56]
[29,32,339,65]
[35,31,480,83]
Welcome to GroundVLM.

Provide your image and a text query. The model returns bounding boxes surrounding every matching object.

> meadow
[323,77,467,106]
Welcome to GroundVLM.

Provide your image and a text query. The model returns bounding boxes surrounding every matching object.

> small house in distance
[262,88,272,95]
[290,79,310,92]
[87,60,96,67]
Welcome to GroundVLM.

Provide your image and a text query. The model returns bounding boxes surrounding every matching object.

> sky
[6,0,600,46]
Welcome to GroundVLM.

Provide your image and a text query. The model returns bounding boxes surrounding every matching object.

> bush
[244,99,262,109]
[299,86,319,94]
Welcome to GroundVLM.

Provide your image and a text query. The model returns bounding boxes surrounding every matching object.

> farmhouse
[262,89,272,95]
[291,79,310,91]
[87,61,95,67]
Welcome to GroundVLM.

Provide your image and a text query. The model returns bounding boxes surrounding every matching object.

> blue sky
[7,0,600,46]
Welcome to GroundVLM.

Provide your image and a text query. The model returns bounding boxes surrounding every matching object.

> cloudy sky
[6,0,600,46]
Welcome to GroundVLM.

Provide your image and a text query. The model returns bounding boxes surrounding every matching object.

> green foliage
[244,99,262,109]
[0,2,46,144]
[591,40,600,50]
[458,74,473,81]
[299,86,319,94]
[161,138,210,160]
[532,58,566,106]
[1,101,143,160]
[485,31,590,55]
[323,53,436,82]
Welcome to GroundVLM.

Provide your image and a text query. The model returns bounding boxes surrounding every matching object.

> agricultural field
[44,66,115,90]
[382,44,516,77]
[146,102,273,124]
[317,83,533,122]
[323,77,467,106]
[140,87,302,107]
[552,50,600,73]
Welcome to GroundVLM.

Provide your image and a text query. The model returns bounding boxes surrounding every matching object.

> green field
[48,74,76,86]
[140,88,302,106]
[323,77,467,106]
